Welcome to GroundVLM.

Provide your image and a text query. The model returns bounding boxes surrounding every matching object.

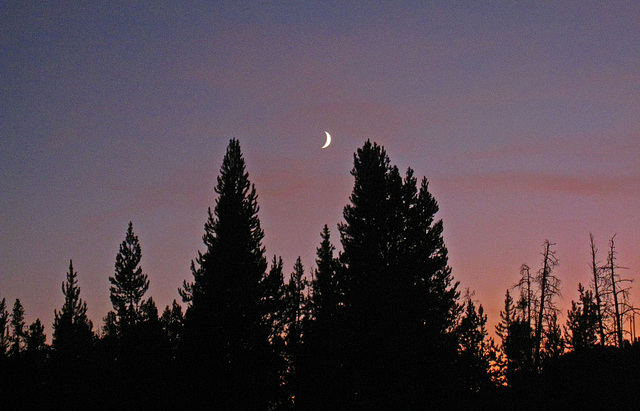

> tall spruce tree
[402,170,461,344]
[336,141,400,407]
[10,299,25,356]
[312,225,340,320]
[295,226,345,410]
[566,283,599,352]
[457,294,493,392]
[160,300,184,351]
[495,289,534,386]
[282,257,307,404]
[496,290,515,350]
[109,221,149,332]
[495,289,514,385]
[25,319,47,353]
[284,256,306,344]
[181,139,278,409]
[0,298,8,357]
[261,256,286,345]
[53,260,94,354]
[102,311,118,338]
[327,141,462,407]
[542,312,564,361]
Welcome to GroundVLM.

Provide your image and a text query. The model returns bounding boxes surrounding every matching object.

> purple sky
[2,2,640,339]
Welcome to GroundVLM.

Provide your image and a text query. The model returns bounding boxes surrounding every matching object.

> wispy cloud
[446,172,640,197]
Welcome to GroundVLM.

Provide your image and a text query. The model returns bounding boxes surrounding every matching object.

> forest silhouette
[1,139,639,409]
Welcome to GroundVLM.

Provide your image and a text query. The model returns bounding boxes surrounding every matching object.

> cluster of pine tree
[1,139,639,409]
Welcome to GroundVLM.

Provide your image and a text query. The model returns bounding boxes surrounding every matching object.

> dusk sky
[2,2,640,339]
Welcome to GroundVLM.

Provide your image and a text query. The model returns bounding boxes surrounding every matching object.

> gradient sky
[2,2,640,339]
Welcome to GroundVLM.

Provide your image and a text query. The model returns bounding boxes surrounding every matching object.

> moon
[322,131,331,149]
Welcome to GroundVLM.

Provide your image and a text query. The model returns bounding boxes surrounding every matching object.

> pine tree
[543,312,564,361]
[331,141,461,406]
[260,256,286,344]
[136,296,169,363]
[339,141,397,305]
[336,141,402,406]
[160,300,184,351]
[295,227,345,409]
[102,311,118,338]
[403,172,461,347]
[109,221,149,332]
[260,256,291,408]
[140,297,159,322]
[10,299,25,356]
[496,290,515,346]
[311,225,340,320]
[180,139,277,409]
[53,260,94,354]
[25,319,47,353]
[0,298,9,357]
[566,283,599,352]
[457,294,493,392]
[495,289,535,386]
[285,256,306,343]
[495,290,514,385]
[183,139,267,323]
[281,257,308,404]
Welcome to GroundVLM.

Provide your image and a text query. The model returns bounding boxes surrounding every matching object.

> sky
[2,1,640,340]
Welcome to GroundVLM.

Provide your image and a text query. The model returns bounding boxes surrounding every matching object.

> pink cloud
[446,172,640,197]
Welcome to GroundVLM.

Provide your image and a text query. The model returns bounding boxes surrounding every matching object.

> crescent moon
[322,131,331,149]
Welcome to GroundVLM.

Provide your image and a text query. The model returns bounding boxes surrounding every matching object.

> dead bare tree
[589,233,607,346]
[513,264,534,329]
[534,240,560,366]
[602,235,633,347]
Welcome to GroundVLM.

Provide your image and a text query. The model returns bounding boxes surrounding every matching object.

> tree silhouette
[160,300,184,352]
[328,141,462,407]
[542,311,564,361]
[109,221,149,332]
[280,257,308,404]
[261,256,286,346]
[101,311,118,338]
[495,290,516,385]
[0,298,9,358]
[284,257,307,347]
[589,233,607,346]
[311,225,341,321]
[180,139,278,409]
[10,299,25,356]
[514,264,535,330]
[53,260,94,355]
[401,169,461,357]
[534,240,560,366]
[602,235,634,348]
[497,290,535,387]
[260,255,291,408]
[565,283,598,352]
[336,141,404,406]
[6,138,640,407]
[25,319,47,353]
[295,226,346,409]
[457,293,493,392]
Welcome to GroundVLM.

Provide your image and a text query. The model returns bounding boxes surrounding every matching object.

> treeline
[1,139,639,409]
